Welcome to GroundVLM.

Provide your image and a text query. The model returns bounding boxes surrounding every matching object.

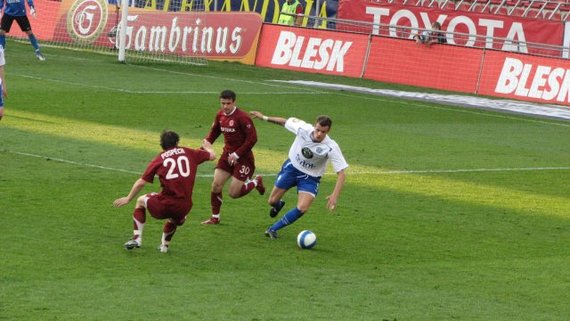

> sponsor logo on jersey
[301,147,314,159]
[221,126,236,133]
[296,154,315,169]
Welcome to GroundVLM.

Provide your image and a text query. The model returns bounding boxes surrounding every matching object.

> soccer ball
[297,230,317,249]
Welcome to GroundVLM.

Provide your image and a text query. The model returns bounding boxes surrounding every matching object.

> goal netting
[9,0,208,65]
[115,0,208,64]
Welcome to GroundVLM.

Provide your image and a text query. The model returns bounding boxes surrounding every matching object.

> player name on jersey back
[161,148,186,159]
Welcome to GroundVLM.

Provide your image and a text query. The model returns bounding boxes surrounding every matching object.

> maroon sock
[132,207,146,241]
[162,221,177,243]
[239,180,255,197]
[211,192,222,215]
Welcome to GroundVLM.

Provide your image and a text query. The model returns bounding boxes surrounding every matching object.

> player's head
[431,22,441,30]
[219,89,236,101]
[312,115,332,142]
[219,89,237,115]
[160,130,179,150]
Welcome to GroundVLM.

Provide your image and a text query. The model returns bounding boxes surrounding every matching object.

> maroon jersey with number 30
[204,107,257,158]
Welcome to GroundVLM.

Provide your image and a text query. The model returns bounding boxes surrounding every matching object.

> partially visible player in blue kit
[0,0,45,60]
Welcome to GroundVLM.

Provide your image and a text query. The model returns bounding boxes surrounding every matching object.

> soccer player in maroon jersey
[113,130,215,253]
[200,89,265,225]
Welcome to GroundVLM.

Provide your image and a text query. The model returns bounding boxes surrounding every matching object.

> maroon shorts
[216,151,255,182]
[145,193,191,226]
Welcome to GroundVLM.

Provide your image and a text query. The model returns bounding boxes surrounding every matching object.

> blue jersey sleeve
[3,0,31,16]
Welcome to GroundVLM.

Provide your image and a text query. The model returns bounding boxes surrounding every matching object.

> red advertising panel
[255,24,369,77]
[119,11,262,62]
[24,0,263,64]
[8,0,62,39]
[364,37,482,92]
[338,0,564,56]
[479,50,570,106]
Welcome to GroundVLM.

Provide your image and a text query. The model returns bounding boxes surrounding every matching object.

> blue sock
[0,35,5,48]
[28,34,40,51]
[271,207,304,231]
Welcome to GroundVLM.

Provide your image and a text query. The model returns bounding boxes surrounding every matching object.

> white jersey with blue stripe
[285,117,348,177]
[1,0,34,17]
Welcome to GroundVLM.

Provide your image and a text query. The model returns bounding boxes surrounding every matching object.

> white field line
[350,167,570,174]
[13,71,570,128]
[11,51,570,126]
[15,74,317,95]
[3,149,568,177]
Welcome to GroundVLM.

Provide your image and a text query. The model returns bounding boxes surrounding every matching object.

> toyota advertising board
[337,0,565,56]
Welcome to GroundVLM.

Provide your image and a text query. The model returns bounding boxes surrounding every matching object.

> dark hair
[219,89,236,101]
[316,115,332,128]
[160,130,179,150]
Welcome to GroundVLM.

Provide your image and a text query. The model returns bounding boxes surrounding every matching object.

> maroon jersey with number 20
[142,146,211,218]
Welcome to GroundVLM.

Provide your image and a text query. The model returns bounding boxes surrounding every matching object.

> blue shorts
[274,160,321,197]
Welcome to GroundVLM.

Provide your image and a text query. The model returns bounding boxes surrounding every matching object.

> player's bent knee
[174,215,187,226]
[136,196,147,208]
[297,204,311,213]
[211,182,224,193]
[228,191,241,198]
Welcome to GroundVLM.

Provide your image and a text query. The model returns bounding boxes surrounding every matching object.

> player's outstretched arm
[201,139,213,150]
[326,169,346,211]
[113,178,147,208]
[202,144,216,161]
[250,111,287,126]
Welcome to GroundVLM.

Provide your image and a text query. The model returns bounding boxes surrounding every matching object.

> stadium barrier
[12,0,570,106]
[255,24,570,107]
[8,0,262,64]
[18,1,570,59]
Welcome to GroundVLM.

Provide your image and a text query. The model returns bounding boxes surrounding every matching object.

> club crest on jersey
[302,147,314,159]
[229,120,234,126]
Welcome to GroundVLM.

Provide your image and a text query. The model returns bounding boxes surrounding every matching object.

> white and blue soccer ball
[297,230,317,249]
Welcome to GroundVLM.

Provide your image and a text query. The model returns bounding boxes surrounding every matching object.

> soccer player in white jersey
[250,111,348,239]
[0,44,6,120]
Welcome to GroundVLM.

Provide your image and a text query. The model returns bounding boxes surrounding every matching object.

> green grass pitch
[1,42,569,321]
